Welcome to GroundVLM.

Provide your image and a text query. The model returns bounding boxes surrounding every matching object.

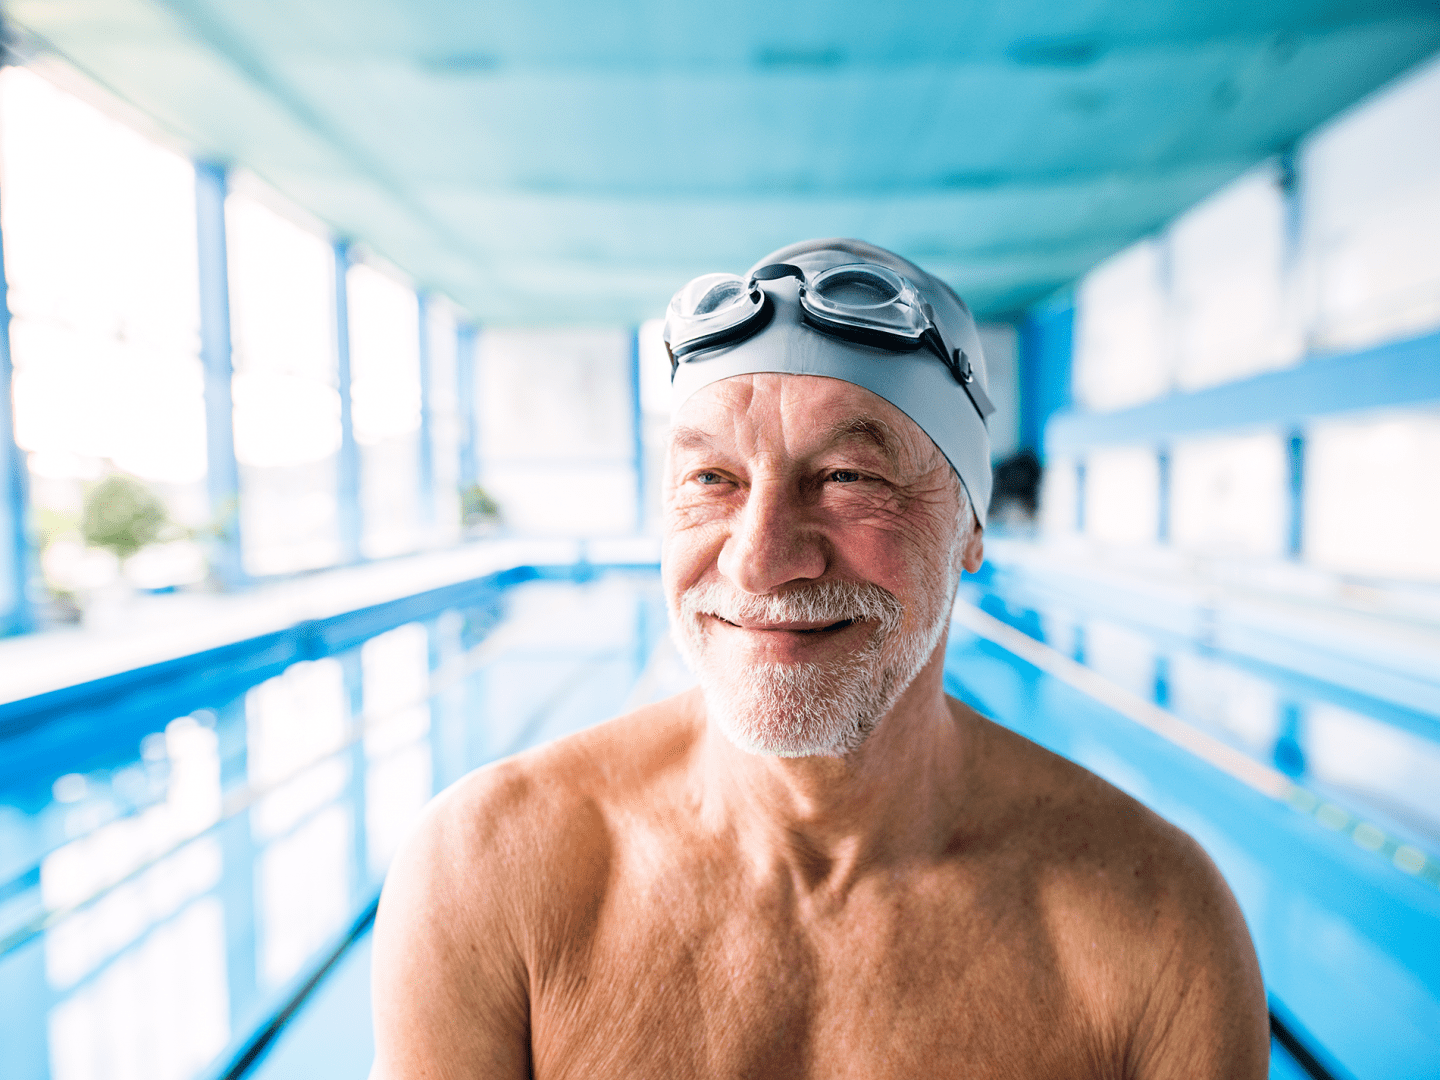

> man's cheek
[832,519,938,581]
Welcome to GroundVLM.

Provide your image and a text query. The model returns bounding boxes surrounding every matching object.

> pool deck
[0,538,661,709]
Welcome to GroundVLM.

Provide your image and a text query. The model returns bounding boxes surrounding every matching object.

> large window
[1055,54,1440,587]
[1083,447,1159,546]
[1072,240,1171,413]
[479,328,637,535]
[0,67,495,609]
[1300,53,1440,353]
[1170,434,1288,560]
[227,187,342,575]
[347,262,423,558]
[1168,167,1301,391]
[1306,409,1440,582]
[1,68,208,596]
[421,300,463,544]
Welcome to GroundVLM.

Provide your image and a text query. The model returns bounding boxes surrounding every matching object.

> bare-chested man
[371,239,1269,1079]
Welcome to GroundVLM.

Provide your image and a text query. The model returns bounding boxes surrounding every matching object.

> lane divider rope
[950,601,1440,892]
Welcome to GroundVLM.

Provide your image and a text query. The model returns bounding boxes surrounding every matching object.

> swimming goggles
[663,261,995,422]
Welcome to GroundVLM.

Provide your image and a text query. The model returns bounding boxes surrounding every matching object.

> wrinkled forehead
[670,372,946,471]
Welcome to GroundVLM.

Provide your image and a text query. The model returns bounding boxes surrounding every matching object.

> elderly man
[371,239,1268,1078]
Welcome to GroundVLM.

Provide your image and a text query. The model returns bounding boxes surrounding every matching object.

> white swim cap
[669,238,993,526]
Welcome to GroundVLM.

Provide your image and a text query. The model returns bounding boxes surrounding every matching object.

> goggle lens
[805,263,928,341]
[665,272,767,361]
[809,266,902,308]
[692,278,747,315]
[670,273,754,323]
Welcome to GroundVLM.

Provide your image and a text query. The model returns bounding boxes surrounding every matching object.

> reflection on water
[1166,652,1281,755]
[1305,703,1440,841]
[361,624,433,875]
[0,570,669,1080]
[961,573,1440,858]
[42,716,223,994]
[47,896,230,1080]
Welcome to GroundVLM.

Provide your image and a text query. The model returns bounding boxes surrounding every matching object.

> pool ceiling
[9,1,1440,324]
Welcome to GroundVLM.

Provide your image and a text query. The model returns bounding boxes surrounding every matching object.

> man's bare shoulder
[439,686,704,844]
[386,688,704,933]
[964,703,1249,943]
[959,702,1268,1075]
[370,691,707,1079]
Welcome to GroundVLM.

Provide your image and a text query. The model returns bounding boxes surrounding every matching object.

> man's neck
[694,648,975,897]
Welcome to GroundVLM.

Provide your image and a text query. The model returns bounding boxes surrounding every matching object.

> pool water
[2,561,1437,1080]
[944,586,1440,1080]
[958,562,1440,862]
[0,568,673,1080]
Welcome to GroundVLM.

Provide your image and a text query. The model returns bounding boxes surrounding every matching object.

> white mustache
[678,578,904,635]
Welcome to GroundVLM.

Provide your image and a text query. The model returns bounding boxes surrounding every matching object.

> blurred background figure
[0,4,1436,1080]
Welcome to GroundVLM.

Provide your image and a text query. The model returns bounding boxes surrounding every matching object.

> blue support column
[0,177,33,635]
[415,292,435,532]
[629,326,645,533]
[1286,428,1305,560]
[455,322,480,492]
[1018,295,1074,459]
[333,242,362,564]
[1156,446,1172,544]
[1279,154,1309,565]
[1278,149,1303,269]
[194,162,245,591]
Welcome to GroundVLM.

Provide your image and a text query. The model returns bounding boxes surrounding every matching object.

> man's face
[663,373,982,757]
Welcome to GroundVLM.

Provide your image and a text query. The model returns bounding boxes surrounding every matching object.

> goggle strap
[954,349,997,420]
[928,333,996,424]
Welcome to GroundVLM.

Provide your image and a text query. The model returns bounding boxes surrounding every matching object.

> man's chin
[696,660,888,760]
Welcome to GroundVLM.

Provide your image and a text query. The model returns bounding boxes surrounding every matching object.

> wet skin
[371,375,1269,1080]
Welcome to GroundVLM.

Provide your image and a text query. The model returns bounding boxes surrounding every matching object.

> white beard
[671,567,958,759]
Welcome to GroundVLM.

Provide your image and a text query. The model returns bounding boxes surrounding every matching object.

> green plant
[460,482,501,528]
[81,474,172,561]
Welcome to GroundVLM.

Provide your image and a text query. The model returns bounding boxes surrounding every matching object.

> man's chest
[525,872,1119,1080]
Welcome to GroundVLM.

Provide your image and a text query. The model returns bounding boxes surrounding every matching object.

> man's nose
[716,478,826,594]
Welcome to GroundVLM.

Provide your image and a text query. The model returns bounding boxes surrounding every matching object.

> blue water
[2,561,1437,1080]
[0,568,670,1080]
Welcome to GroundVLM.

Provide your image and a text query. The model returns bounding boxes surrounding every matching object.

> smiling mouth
[713,616,857,634]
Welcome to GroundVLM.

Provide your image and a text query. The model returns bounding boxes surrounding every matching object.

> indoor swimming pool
[1,561,1437,1080]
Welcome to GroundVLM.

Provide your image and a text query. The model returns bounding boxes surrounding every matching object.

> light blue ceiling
[8,1,1440,323]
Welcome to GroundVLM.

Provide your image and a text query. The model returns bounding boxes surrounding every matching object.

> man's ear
[961,520,984,573]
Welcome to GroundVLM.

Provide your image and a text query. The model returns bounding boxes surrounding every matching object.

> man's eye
[695,471,727,485]
[828,470,863,484]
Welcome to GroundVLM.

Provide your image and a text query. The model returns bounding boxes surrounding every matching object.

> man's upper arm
[370,779,532,1080]
[1127,838,1269,1080]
